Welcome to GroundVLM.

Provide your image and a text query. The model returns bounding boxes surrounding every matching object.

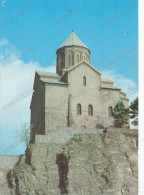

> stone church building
[30,32,129,139]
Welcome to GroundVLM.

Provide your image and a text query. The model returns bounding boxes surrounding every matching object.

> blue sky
[0,0,138,155]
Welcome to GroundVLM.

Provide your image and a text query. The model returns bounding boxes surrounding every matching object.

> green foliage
[129,97,138,126]
[113,100,129,125]
[16,123,31,148]
[96,123,104,129]
[70,134,80,142]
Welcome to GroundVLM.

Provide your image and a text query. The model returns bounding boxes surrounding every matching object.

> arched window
[68,54,72,66]
[77,53,80,63]
[77,104,81,115]
[86,55,89,62]
[108,106,113,117]
[83,76,86,86]
[60,53,65,68]
[88,105,93,116]
[83,54,86,61]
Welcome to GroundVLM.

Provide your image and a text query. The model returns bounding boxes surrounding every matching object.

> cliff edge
[3,131,138,195]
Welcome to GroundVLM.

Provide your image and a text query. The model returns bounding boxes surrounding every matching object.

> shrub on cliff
[129,97,138,126]
[113,100,129,127]
[16,123,31,148]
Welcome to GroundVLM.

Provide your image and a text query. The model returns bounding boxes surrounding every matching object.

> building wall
[100,89,129,127]
[31,78,45,142]
[66,63,128,128]
[67,63,104,128]
[100,89,121,127]
[45,83,68,133]
[31,67,129,137]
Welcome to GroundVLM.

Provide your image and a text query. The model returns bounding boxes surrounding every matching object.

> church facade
[30,32,129,140]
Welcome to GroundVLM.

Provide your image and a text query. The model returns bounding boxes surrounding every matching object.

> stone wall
[35,127,104,144]
[31,77,45,141]
[67,62,115,128]
[0,155,19,195]
[45,84,68,133]
[8,132,138,195]
[105,127,138,140]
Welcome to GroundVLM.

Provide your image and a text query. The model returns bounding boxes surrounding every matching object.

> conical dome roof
[59,32,89,49]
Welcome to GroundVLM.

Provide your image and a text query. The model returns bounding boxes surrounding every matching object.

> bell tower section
[56,32,90,76]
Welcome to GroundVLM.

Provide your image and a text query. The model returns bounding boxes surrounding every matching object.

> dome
[59,32,89,49]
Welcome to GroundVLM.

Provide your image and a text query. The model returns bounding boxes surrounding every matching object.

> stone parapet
[105,127,138,138]
[35,127,104,144]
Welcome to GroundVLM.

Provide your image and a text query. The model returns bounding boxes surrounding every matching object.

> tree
[129,97,138,126]
[112,100,129,127]
[16,123,31,148]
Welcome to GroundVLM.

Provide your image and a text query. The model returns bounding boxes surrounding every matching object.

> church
[30,32,129,140]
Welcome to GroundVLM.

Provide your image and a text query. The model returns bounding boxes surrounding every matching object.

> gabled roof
[36,71,61,78]
[100,86,121,90]
[40,78,68,85]
[120,91,126,97]
[120,97,129,101]
[63,60,101,76]
[33,71,61,90]
[59,32,89,49]
[101,78,114,83]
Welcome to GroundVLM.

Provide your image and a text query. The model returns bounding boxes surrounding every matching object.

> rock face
[0,156,19,195]
[0,168,12,195]
[7,132,138,195]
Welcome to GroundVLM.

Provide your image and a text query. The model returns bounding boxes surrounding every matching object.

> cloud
[0,38,9,45]
[0,38,55,154]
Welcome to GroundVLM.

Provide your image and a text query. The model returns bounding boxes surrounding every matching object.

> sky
[0,0,138,155]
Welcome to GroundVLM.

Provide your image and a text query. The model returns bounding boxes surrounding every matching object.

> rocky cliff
[2,131,138,195]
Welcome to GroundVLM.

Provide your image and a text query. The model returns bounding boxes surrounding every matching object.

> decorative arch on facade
[83,54,86,61]
[83,76,86,86]
[86,54,89,63]
[77,104,81,115]
[88,105,93,116]
[60,52,65,68]
[76,53,80,63]
[80,51,83,61]
[68,52,73,67]
[108,106,113,117]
